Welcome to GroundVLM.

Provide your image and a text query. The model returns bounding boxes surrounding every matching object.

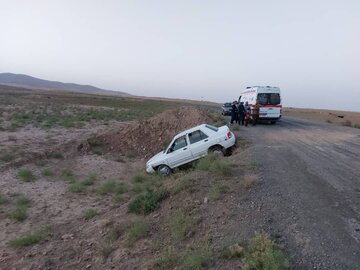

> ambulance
[239,86,282,124]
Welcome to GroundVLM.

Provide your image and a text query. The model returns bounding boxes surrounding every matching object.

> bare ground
[1,103,262,270]
[235,116,360,269]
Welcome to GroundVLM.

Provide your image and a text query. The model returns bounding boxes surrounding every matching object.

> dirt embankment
[98,106,211,158]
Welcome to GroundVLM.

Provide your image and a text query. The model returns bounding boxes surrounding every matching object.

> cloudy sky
[1,0,359,111]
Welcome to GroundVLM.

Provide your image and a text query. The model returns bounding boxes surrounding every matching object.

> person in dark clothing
[245,108,251,127]
[238,102,245,126]
[230,101,238,124]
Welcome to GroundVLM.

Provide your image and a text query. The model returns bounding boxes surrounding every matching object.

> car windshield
[257,93,280,105]
[223,103,232,107]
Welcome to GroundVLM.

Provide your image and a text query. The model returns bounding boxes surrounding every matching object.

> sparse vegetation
[42,168,54,176]
[208,181,229,200]
[61,168,75,182]
[171,176,192,195]
[99,223,124,259]
[0,152,15,162]
[128,189,169,214]
[95,180,128,195]
[0,194,8,204]
[169,210,197,241]
[83,208,98,220]
[8,195,32,221]
[125,220,149,246]
[68,181,87,193]
[9,226,52,247]
[81,174,96,186]
[157,242,213,270]
[48,151,64,159]
[17,168,36,182]
[196,154,232,177]
[243,233,290,270]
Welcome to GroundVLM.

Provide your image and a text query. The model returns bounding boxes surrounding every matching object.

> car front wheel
[157,165,171,176]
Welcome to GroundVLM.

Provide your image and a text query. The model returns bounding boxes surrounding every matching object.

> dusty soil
[283,107,360,128]
[235,116,360,269]
[99,106,211,158]
[1,101,262,270]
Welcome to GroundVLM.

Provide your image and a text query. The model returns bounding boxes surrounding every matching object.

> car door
[188,130,212,159]
[166,135,193,168]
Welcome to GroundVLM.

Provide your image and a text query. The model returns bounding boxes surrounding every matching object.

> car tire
[157,165,171,176]
[271,121,276,125]
[209,145,225,156]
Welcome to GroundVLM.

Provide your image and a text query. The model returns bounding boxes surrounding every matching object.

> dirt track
[238,116,360,269]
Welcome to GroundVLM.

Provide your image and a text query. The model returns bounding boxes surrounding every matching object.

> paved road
[238,117,360,269]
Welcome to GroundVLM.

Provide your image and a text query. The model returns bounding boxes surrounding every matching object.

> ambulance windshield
[257,93,280,105]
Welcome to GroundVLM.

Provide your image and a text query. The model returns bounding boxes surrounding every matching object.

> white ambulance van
[239,86,282,124]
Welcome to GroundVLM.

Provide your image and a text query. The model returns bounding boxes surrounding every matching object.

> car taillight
[227,131,232,139]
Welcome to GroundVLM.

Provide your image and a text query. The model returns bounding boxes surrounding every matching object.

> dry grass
[243,174,257,189]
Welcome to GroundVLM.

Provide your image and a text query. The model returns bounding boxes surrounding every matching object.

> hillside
[0,73,130,96]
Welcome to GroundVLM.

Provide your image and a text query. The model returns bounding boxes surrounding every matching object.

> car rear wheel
[209,145,225,156]
[157,165,171,176]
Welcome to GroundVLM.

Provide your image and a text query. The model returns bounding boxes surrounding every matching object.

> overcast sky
[1,0,359,111]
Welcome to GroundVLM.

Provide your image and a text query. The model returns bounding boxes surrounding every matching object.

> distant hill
[0,73,131,96]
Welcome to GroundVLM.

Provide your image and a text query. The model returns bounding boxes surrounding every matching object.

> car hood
[147,151,166,165]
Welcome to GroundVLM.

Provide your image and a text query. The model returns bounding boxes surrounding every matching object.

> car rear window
[205,124,219,132]
[189,130,208,144]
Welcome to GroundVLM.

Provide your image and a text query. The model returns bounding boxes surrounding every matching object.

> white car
[146,124,236,175]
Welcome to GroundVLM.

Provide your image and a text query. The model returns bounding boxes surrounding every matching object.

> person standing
[252,102,260,126]
[230,101,238,124]
[245,108,251,127]
[238,102,246,126]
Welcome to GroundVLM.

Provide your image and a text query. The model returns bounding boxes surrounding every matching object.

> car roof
[176,124,208,137]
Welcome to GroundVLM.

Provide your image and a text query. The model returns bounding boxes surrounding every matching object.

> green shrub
[125,220,149,246]
[196,155,232,177]
[68,182,87,193]
[171,177,192,195]
[157,247,179,269]
[95,180,116,195]
[8,226,52,247]
[17,168,36,182]
[8,195,32,221]
[0,152,15,162]
[81,174,96,186]
[87,137,101,147]
[83,208,98,220]
[16,195,31,207]
[96,180,128,195]
[170,210,197,241]
[0,194,8,204]
[244,233,290,270]
[209,182,229,200]
[128,189,169,214]
[181,244,213,270]
[48,151,64,159]
[132,174,147,183]
[61,169,75,182]
[8,206,28,221]
[42,168,54,176]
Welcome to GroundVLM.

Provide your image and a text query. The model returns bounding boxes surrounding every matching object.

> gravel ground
[235,116,360,269]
